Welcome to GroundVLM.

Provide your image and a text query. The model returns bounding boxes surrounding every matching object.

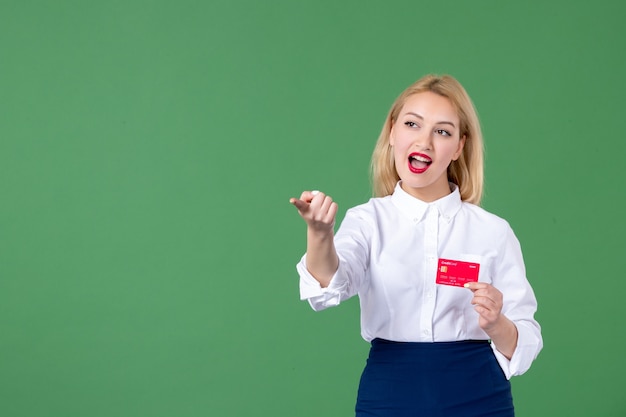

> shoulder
[337,196,398,231]
[345,195,394,218]
[459,201,512,232]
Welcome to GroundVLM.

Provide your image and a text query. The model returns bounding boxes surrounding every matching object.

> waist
[372,338,489,348]
[369,338,492,364]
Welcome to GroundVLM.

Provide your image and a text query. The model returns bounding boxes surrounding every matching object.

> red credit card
[436,258,480,287]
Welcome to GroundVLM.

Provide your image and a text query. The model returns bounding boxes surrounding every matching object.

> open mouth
[408,153,432,173]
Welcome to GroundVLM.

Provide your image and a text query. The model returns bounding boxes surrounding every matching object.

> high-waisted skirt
[355,339,514,417]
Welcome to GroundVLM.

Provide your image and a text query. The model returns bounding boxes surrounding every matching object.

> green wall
[1,1,625,416]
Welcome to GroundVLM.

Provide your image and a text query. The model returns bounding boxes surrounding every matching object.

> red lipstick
[408,152,432,174]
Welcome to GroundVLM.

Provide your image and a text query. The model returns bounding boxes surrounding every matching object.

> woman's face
[390,91,465,202]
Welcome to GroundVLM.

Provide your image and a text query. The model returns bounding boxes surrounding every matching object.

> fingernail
[464,283,470,288]
[312,190,319,195]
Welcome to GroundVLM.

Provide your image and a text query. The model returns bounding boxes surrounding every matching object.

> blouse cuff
[297,256,348,311]
[490,321,541,379]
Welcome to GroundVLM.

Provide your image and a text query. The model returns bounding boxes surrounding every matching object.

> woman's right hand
[290,190,339,286]
[289,190,338,233]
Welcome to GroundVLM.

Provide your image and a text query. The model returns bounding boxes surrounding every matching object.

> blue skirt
[355,339,514,417]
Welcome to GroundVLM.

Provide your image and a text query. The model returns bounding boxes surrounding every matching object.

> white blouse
[297,183,542,379]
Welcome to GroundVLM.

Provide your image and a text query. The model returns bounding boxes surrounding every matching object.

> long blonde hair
[370,74,484,205]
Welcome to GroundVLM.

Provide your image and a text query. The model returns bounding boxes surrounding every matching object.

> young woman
[290,74,542,416]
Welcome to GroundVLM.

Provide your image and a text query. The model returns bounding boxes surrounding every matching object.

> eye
[404,121,419,128]
[436,129,452,137]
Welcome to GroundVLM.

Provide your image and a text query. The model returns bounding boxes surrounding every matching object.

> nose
[412,129,433,151]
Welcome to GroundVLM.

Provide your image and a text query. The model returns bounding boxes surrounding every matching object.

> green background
[1,1,625,416]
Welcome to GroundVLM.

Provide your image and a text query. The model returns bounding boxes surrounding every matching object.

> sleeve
[490,224,543,379]
[297,206,372,312]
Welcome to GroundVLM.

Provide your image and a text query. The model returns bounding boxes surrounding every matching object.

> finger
[473,300,498,316]
[473,287,502,305]
[299,190,322,204]
[464,282,489,291]
[291,190,324,209]
[289,198,309,211]
[325,201,339,223]
[318,195,334,216]
[472,289,500,303]
[471,288,495,300]
[475,307,497,326]
[471,295,496,310]
[317,199,338,224]
[307,192,331,216]
[474,305,488,316]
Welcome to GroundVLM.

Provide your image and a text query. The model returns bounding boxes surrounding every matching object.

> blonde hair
[370,74,484,205]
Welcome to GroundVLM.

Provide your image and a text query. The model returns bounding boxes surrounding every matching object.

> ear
[389,125,396,146]
[453,134,466,161]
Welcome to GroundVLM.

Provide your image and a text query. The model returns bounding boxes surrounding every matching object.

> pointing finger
[289,197,309,211]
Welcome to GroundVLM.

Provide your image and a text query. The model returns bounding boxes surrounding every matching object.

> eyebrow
[405,112,457,128]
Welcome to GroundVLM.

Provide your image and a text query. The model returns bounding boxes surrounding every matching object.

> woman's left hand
[464,282,504,334]
[464,282,518,360]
